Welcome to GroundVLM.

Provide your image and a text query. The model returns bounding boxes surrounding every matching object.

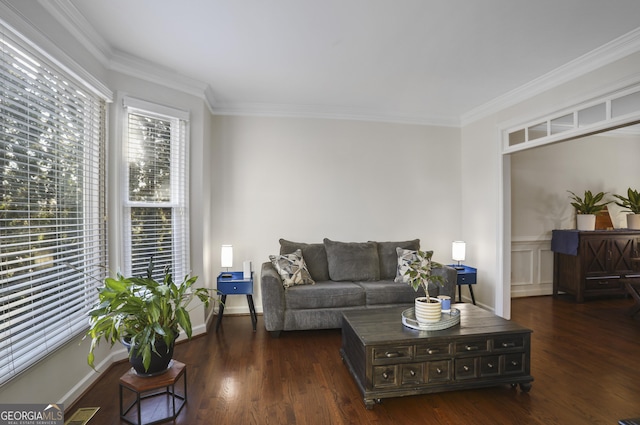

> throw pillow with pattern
[394,247,433,283]
[269,249,315,288]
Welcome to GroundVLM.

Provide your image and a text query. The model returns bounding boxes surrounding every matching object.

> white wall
[210,115,462,314]
[512,131,640,237]
[509,130,640,298]
[461,51,640,317]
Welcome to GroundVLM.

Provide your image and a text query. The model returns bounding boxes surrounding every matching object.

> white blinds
[123,101,189,281]
[0,26,106,386]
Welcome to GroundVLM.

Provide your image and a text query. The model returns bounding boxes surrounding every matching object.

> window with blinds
[0,27,106,386]
[123,98,189,281]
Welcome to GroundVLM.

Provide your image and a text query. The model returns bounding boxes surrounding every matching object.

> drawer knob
[465,345,479,351]
[427,348,440,355]
[511,360,519,366]
[463,365,470,372]
[436,368,442,375]
[487,363,494,369]
[233,286,237,290]
[501,342,516,348]
[409,369,416,377]
[382,371,390,380]
[385,351,401,358]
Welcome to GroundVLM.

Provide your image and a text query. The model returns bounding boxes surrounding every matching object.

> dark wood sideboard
[552,229,640,302]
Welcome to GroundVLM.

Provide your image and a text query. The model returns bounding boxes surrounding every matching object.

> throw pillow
[279,239,330,281]
[374,239,420,280]
[269,249,315,288]
[395,247,433,283]
[323,239,380,281]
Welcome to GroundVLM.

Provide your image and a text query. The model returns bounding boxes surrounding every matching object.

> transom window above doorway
[504,84,640,153]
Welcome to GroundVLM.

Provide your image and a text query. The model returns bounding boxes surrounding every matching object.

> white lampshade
[452,241,466,262]
[221,245,233,268]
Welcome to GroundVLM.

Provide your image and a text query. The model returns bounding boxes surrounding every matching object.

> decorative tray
[402,307,460,331]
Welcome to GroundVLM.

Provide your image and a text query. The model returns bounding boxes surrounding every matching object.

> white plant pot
[627,214,640,230]
[576,214,596,231]
[414,297,442,323]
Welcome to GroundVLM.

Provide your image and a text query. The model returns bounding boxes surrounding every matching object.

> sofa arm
[260,261,286,336]
[430,265,457,300]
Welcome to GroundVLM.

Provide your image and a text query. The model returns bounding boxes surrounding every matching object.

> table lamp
[221,245,233,277]
[452,241,466,270]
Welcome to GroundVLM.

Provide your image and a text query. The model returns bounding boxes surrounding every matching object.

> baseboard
[59,346,127,407]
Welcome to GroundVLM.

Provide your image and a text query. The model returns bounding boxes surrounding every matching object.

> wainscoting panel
[511,238,553,297]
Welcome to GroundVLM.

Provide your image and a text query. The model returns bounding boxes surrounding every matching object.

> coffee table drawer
[401,363,424,386]
[415,342,451,359]
[373,365,399,388]
[455,357,477,380]
[493,335,525,351]
[504,353,526,374]
[480,355,501,377]
[426,360,451,383]
[372,346,412,364]
[455,339,489,355]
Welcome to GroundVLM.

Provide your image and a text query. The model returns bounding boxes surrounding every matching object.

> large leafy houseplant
[403,250,445,303]
[613,188,640,214]
[86,258,213,373]
[567,190,610,214]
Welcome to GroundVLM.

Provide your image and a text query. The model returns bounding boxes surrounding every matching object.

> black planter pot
[122,336,176,376]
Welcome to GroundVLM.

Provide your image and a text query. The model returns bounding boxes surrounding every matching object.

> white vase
[576,214,596,231]
[627,214,640,230]
[414,297,442,323]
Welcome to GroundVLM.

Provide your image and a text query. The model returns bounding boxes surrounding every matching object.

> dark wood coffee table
[340,304,533,409]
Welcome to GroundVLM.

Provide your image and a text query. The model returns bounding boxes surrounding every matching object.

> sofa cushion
[279,239,330,281]
[375,239,420,280]
[394,248,433,283]
[284,281,365,309]
[357,280,424,305]
[269,249,315,288]
[323,239,380,281]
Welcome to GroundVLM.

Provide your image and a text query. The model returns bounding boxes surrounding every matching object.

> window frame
[121,97,190,280]
[0,22,108,387]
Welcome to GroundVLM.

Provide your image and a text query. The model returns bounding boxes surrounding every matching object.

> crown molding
[36,1,640,128]
[38,0,112,68]
[0,0,112,101]
[39,0,218,111]
[461,27,640,127]
[109,49,215,102]
[211,102,461,127]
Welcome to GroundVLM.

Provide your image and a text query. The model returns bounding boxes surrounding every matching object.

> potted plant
[403,250,446,323]
[567,190,610,231]
[86,258,213,375]
[613,188,640,229]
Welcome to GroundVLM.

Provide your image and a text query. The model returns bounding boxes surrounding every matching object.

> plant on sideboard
[568,190,610,231]
[614,187,640,229]
[86,258,215,375]
[567,190,609,214]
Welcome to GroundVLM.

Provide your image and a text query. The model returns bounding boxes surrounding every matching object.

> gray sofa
[261,238,457,337]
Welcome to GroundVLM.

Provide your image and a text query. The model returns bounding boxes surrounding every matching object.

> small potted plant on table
[568,190,610,231]
[403,250,445,323]
[613,188,640,229]
[86,258,214,376]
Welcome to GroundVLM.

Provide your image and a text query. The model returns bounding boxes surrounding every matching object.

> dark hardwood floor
[68,295,640,424]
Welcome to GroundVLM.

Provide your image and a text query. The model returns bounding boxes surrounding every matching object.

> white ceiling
[57,0,640,126]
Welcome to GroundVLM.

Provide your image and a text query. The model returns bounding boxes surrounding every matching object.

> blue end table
[216,272,257,332]
[448,265,477,305]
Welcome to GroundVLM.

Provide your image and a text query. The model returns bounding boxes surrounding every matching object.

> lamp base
[221,273,233,278]
[454,266,465,270]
